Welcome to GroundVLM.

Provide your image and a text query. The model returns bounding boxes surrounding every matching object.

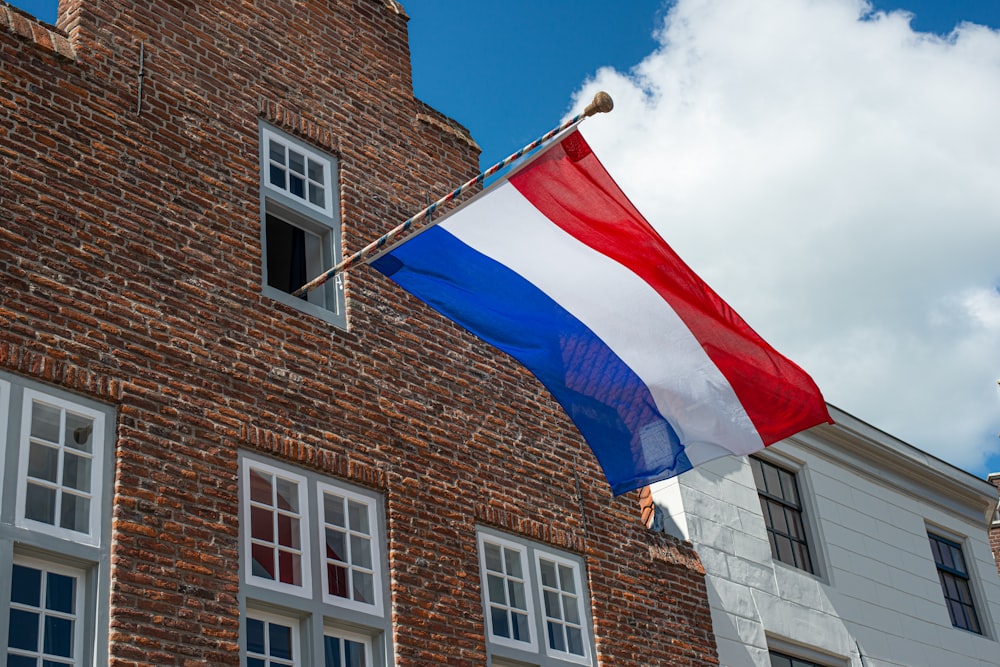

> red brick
[2,1,718,665]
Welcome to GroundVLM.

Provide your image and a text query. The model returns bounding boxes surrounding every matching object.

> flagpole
[291,91,614,298]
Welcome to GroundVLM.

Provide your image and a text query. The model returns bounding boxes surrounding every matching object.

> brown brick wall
[0,0,719,664]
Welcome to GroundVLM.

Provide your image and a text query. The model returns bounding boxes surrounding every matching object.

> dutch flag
[372,130,831,495]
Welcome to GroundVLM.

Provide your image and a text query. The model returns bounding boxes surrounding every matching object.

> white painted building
[649,405,1000,667]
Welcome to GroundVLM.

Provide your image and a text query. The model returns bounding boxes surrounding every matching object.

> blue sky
[12,0,1000,166]
[9,0,1000,479]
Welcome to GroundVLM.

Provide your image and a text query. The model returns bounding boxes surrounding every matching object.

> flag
[372,129,832,495]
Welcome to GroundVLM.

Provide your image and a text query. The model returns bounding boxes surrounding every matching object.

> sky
[10,0,1000,480]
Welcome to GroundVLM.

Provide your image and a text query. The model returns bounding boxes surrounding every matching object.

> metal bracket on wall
[136,41,145,116]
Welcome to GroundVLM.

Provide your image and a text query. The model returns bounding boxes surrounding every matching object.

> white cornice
[776,405,996,526]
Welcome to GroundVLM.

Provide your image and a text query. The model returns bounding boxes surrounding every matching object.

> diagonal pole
[291,91,614,298]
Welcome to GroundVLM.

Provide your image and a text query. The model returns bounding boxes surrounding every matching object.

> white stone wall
[651,414,1000,667]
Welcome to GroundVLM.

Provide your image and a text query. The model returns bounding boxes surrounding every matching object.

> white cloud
[571,0,1000,474]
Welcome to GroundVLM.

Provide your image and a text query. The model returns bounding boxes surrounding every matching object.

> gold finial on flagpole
[583,91,614,117]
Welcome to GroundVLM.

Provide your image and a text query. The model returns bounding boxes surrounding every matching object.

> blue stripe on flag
[372,226,692,494]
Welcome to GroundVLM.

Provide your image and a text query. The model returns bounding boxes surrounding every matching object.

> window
[240,453,390,666]
[245,461,311,596]
[324,626,372,667]
[246,612,300,667]
[928,532,982,634]
[477,529,593,666]
[0,372,114,665]
[770,650,835,667]
[16,389,105,546]
[318,483,381,616]
[750,456,814,574]
[259,123,344,327]
[7,556,85,667]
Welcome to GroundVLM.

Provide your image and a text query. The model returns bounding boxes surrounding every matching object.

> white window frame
[246,609,302,667]
[15,389,105,547]
[239,452,392,666]
[534,549,592,665]
[478,531,539,653]
[6,553,87,667]
[242,459,313,599]
[323,625,374,667]
[259,121,345,327]
[0,373,113,666]
[317,481,384,617]
[262,127,334,217]
[477,528,594,667]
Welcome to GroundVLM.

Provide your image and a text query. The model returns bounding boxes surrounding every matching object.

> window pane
[276,513,299,549]
[30,402,61,442]
[491,606,510,639]
[28,443,59,482]
[484,543,502,572]
[511,610,530,642]
[325,493,346,527]
[504,548,522,578]
[763,463,782,497]
[507,580,526,610]
[8,655,36,667]
[543,590,561,619]
[564,598,581,625]
[246,618,265,655]
[61,452,92,492]
[46,573,75,614]
[328,563,348,598]
[778,469,799,505]
[249,469,272,504]
[309,184,325,207]
[558,564,576,594]
[324,635,343,667]
[269,164,286,189]
[307,159,324,182]
[768,501,789,534]
[350,534,372,568]
[43,615,74,657]
[269,140,285,165]
[289,174,305,198]
[251,543,275,580]
[353,570,374,604]
[487,574,506,604]
[269,622,293,660]
[64,413,93,452]
[344,639,365,667]
[25,483,57,525]
[251,506,274,542]
[566,626,585,655]
[275,478,298,512]
[775,535,795,565]
[539,559,557,588]
[547,620,566,651]
[11,565,42,606]
[8,608,40,650]
[277,550,301,585]
[950,544,968,574]
[348,500,369,534]
[288,150,305,176]
[60,493,90,533]
[326,528,346,562]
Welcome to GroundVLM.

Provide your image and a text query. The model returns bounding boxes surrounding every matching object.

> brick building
[0,1,719,665]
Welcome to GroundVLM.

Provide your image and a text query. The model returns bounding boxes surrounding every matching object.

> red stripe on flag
[509,131,831,445]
